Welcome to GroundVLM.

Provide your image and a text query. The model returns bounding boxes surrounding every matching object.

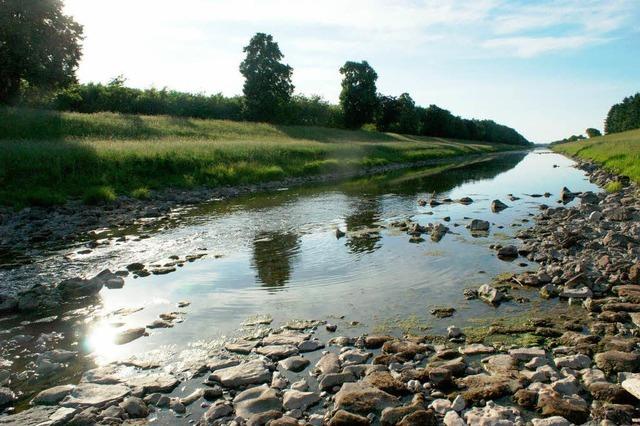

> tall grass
[552,128,640,183]
[0,107,519,207]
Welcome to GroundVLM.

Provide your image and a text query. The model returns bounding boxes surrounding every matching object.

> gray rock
[554,354,591,370]
[298,339,324,352]
[469,219,490,232]
[0,294,18,314]
[622,378,640,400]
[201,401,233,424]
[209,359,272,388]
[282,390,320,411]
[497,245,518,259]
[278,356,310,372]
[114,327,146,345]
[225,339,259,354]
[32,384,75,405]
[478,284,502,305]
[0,387,16,407]
[319,372,356,391]
[532,416,570,426]
[119,396,148,418]
[255,345,298,360]
[60,383,130,408]
[314,352,340,375]
[509,347,546,361]
[491,199,509,212]
[233,384,282,419]
[334,381,399,416]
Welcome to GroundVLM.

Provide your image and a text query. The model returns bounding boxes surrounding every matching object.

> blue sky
[64,0,640,143]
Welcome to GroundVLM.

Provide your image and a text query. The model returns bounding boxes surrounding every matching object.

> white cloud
[482,35,604,58]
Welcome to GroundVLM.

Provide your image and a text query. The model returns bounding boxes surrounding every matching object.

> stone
[94,270,125,289]
[318,372,356,391]
[444,410,465,426]
[497,245,518,259]
[262,332,309,346]
[398,410,437,426]
[114,327,146,345]
[0,406,68,425]
[278,356,309,372]
[282,390,320,411]
[60,383,130,408]
[551,376,580,395]
[554,354,591,370]
[180,388,203,406]
[201,401,233,424]
[594,350,640,374]
[560,286,593,299]
[298,339,324,352]
[31,384,75,405]
[451,395,465,412]
[536,389,590,424]
[209,359,272,388]
[491,199,509,212]
[334,382,399,416]
[119,396,148,418]
[314,352,340,375]
[429,398,451,414]
[531,416,570,426]
[478,284,502,304]
[363,371,407,396]
[509,347,546,361]
[464,401,522,425]
[328,410,370,426]
[364,335,393,349]
[339,349,372,365]
[457,373,523,402]
[621,378,640,400]
[127,372,179,394]
[233,384,282,419]
[469,219,490,232]
[0,387,16,407]
[447,325,463,338]
[589,382,635,404]
[0,294,18,314]
[255,344,298,360]
[225,340,259,354]
[460,343,494,355]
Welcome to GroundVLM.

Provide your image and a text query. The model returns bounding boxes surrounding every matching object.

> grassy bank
[552,128,640,183]
[0,107,520,207]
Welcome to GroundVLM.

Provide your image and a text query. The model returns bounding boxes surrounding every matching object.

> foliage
[239,33,294,123]
[0,107,519,206]
[83,186,116,205]
[339,61,379,129]
[376,93,420,134]
[0,0,83,104]
[585,128,602,138]
[131,187,151,200]
[605,93,640,134]
[550,134,586,145]
[605,181,623,193]
[552,128,640,183]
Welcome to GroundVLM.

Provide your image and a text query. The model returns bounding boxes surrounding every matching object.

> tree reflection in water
[251,231,300,287]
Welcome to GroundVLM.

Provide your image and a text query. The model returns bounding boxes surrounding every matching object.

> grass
[605,181,623,193]
[0,107,522,207]
[552,128,640,183]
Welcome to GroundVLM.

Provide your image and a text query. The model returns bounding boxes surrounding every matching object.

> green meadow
[0,107,520,207]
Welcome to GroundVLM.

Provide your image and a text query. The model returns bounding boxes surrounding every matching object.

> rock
[60,383,130,408]
[460,344,494,355]
[457,373,523,402]
[431,223,448,242]
[459,197,474,205]
[328,410,370,426]
[256,344,298,360]
[589,382,635,403]
[16,283,61,311]
[282,390,320,411]
[509,347,545,361]
[233,384,282,419]
[114,327,146,345]
[589,211,603,222]
[318,372,356,391]
[363,371,407,396]
[339,349,372,365]
[531,416,570,426]
[497,245,518,260]
[447,325,463,339]
[595,350,640,374]
[298,339,324,352]
[147,319,173,329]
[469,219,490,232]
[551,376,579,395]
[278,356,310,372]
[126,372,180,394]
[201,401,233,424]
[444,410,465,426]
[429,398,451,414]
[536,389,590,424]
[0,294,18,314]
[451,395,466,412]
[334,382,399,416]
[622,378,640,400]
[126,263,145,272]
[262,332,309,346]
[119,396,148,418]
[225,339,259,354]
[554,354,591,370]
[203,387,223,401]
[0,387,16,407]
[0,406,73,425]
[31,384,75,405]
[209,359,272,388]
[464,401,522,425]
[491,199,509,212]
[248,410,283,426]
[478,284,502,305]
[94,270,125,289]
[560,286,593,299]
[180,388,203,406]
[560,187,574,202]
[364,335,393,349]
[431,307,456,318]
[398,410,437,426]
[314,352,340,375]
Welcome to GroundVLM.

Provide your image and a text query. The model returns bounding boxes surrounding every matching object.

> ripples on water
[0,150,600,369]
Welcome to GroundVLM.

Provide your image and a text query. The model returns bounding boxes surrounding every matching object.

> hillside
[552,128,640,183]
[0,108,523,207]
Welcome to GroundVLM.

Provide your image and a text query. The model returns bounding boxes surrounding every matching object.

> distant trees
[0,0,83,104]
[585,128,602,138]
[239,33,294,123]
[339,61,379,129]
[605,93,640,134]
[375,93,420,134]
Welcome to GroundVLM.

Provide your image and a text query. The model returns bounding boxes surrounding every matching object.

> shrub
[131,187,151,200]
[83,186,117,204]
[605,181,623,193]
[21,189,66,207]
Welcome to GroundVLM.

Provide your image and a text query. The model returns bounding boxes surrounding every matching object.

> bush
[605,181,623,193]
[83,186,117,204]
[21,189,66,207]
[131,187,151,200]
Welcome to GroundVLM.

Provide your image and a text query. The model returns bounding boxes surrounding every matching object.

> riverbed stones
[0,387,16,407]
[463,401,522,425]
[256,344,298,360]
[334,381,399,416]
[536,389,590,424]
[497,245,519,259]
[282,389,320,411]
[278,356,310,372]
[209,359,272,388]
[201,401,233,424]
[594,350,640,374]
[491,199,509,212]
[621,377,640,400]
[328,409,370,426]
[478,284,502,305]
[225,339,258,354]
[469,219,490,232]
[314,352,340,376]
[31,384,75,405]
[233,384,282,419]
[119,396,148,418]
[60,383,130,408]
[114,327,146,345]
[319,372,356,391]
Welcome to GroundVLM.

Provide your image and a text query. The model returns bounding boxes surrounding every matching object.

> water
[0,149,600,400]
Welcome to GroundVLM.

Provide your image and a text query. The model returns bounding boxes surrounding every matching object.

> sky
[63,0,640,143]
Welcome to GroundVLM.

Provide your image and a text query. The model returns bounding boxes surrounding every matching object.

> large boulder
[209,359,272,388]
[233,384,282,419]
[594,350,640,374]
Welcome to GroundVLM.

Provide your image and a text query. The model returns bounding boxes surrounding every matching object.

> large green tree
[339,61,378,129]
[239,33,294,122]
[605,93,640,134]
[0,0,83,104]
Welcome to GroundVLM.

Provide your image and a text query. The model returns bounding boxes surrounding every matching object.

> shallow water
[0,149,600,401]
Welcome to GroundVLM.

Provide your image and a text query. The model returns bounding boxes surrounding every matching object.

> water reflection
[251,231,300,288]
[344,198,383,254]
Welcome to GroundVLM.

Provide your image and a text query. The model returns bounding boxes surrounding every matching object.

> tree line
[605,93,640,134]
[1,1,530,145]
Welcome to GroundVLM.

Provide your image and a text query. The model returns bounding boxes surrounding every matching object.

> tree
[339,61,378,129]
[604,93,640,134]
[585,128,602,138]
[239,33,294,122]
[0,0,83,104]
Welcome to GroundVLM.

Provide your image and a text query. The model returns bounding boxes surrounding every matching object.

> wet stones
[621,378,640,400]
[0,387,16,407]
[468,219,490,232]
[282,389,320,411]
[478,284,503,305]
[430,306,456,318]
[594,350,640,374]
[31,384,75,405]
[208,359,272,388]
[334,381,399,416]
[278,356,310,372]
[491,199,509,212]
[60,383,130,408]
[114,327,146,345]
[232,384,281,419]
[497,245,519,260]
[536,389,590,424]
